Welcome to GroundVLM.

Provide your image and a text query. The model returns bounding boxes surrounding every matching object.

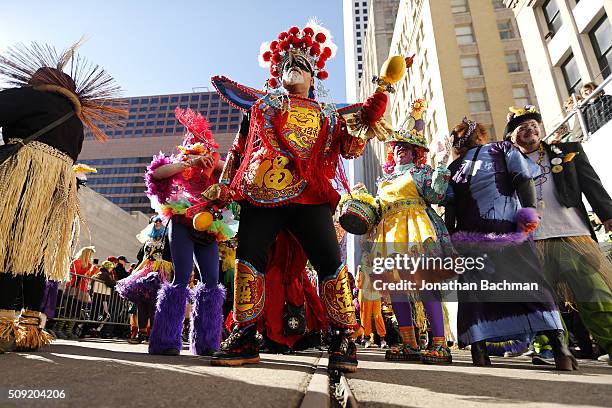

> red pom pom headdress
[175,107,219,151]
[258,19,337,88]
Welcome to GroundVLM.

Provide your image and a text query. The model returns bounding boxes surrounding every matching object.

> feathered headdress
[175,107,218,152]
[258,18,337,88]
[0,38,127,141]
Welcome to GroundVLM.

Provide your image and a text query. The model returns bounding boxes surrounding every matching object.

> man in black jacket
[114,256,130,281]
[506,106,612,363]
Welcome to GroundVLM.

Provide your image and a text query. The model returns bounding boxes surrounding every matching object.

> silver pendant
[551,157,562,165]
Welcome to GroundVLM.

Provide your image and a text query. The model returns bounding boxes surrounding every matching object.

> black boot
[210,325,262,366]
[545,330,578,371]
[327,329,358,373]
[128,332,147,344]
[471,340,491,366]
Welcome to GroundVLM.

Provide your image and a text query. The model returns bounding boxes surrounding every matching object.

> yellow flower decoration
[411,99,427,112]
[339,191,377,210]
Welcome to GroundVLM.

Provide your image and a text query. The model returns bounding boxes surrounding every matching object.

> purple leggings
[168,220,219,287]
[390,291,444,337]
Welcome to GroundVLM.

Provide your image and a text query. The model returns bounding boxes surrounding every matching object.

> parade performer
[506,105,612,364]
[208,21,392,372]
[0,40,125,353]
[445,117,576,370]
[116,217,173,344]
[145,108,233,356]
[354,99,454,363]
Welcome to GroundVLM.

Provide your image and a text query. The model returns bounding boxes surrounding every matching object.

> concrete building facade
[504,0,612,131]
[359,0,538,174]
[77,186,149,262]
[78,91,241,214]
[359,0,401,194]
[343,0,371,103]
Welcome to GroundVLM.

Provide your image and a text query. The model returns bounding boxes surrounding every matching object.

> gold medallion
[537,200,546,210]
[552,165,563,173]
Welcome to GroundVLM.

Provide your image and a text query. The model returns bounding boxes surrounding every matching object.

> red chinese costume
[209,21,388,372]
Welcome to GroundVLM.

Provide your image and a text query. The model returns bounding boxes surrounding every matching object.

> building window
[492,0,505,9]
[543,0,562,37]
[498,20,515,39]
[589,16,612,78]
[461,56,482,77]
[455,25,475,45]
[357,47,362,53]
[356,17,360,21]
[450,0,468,13]
[505,52,523,72]
[356,24,360,29]
[467,90,490,112]
[513,86,530,106]
[561,54,582,95]
[356,39,362,45]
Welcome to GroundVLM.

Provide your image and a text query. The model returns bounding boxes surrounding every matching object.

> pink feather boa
[145,153,175,204]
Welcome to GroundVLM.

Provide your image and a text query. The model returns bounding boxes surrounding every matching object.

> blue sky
[1,0,347,100]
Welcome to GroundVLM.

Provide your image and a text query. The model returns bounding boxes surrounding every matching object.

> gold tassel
[15,311,53,351]
[413,300,429,332]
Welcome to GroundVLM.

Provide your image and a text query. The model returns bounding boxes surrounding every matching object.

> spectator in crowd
[551,96,585,143]
[356,264,387,349]
[114,256,130,281]
[580,81,612,134]
[56,247,97,340]
[94,260,118,338]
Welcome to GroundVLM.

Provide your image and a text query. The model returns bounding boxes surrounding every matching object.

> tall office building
[343,0,371,103]
[359,0,537,173]
[343,0,372,274]
[359,0,400,193]
[78,91,241,214]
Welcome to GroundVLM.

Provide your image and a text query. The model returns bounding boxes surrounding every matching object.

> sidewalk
[347,348,612,407]
[1,339,324,408]
[3,340,611,407]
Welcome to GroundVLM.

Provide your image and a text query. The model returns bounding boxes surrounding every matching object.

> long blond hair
[74,246,95,267]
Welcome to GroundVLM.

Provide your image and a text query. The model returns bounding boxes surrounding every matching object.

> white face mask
[282,68,304,85]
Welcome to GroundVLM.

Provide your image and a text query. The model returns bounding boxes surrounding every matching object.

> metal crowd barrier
[53,272,131,329]
[544,71,612,143]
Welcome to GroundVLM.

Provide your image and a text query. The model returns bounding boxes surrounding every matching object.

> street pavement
[349,348,612,408]
[1,339,611,408]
